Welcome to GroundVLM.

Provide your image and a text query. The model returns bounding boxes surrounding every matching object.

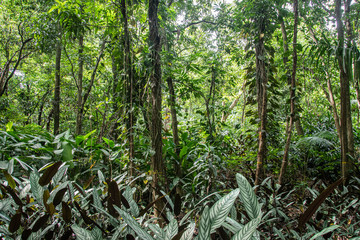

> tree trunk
[121,0,136,177]
[148,0,165,220]
[279,0,298,185]
[280,11,304,136]
[76,34,84,135]
[335,0,352,180]
[167,77,181,180]
[344,0,355,159]
[53,32,62,135]
[254,35,268,189]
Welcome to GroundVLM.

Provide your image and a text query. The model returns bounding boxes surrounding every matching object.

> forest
[0,0,360,239]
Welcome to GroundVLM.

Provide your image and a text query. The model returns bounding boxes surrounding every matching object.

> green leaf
[72,225,94,240]
[209,189,240,233]
[30,171,44,202]
[236,173,260,219]
[0,161,8,169]
[115,207,154,240]
[124,186,139,217]
[197,206,211,240]
[230,214,262,240]
[179,146,188,159]
[4,171,16,189]
[62,142,73,161]
[180,222,195,240]
[6,122,13,132]
[102,137,115,148]
[309,225,340,240]
[165,219,178,240]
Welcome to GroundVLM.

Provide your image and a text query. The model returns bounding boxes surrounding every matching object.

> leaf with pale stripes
[230,214,262,240]
[165,219,178,240]
[115,206,154,240]
[236,173,260,219]
[197,206,211,240]
[179,222,195,240]
[209,189,240,233]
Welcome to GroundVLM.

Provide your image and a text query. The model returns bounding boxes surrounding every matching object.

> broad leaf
[236,173,260,219]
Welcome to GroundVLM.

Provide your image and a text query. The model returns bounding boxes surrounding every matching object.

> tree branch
[82,40,107,108]
[0,37,33,97]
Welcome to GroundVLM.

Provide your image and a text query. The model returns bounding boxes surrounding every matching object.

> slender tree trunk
[53,32,62,135]
[76,34,84,135]
[254,35,268,189]
[335,0,352,179]
[38,101,44,126]
[149,0,165,220]
[327,78,342,139]
[46,109,53,131]
[280,11,304,136]
[120,0,135,177]
[344,0,355,159]
[167,77,182,191]
[279,0,298,185]
[206,67,216,141]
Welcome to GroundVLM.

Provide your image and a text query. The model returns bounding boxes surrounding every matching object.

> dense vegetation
[0,0,360,239]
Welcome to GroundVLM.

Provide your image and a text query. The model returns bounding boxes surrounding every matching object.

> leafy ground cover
[0,127,359,239]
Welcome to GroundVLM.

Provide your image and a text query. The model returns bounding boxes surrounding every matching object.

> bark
[76,34,84,135]
[254,35,268,189]
[280,12,304,136]
[149,0,165,220]
[327,78,341,139]
[120,0,135,177]
[344,0,355,159]
[53,32,62,135]
[46,109,54,131]
[279,0,298,185]
[38,101,44,125]
[335,0,352,179]
[205,67,216,140]
[167,77,181,178]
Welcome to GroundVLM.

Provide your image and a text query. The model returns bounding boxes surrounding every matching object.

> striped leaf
[72,225,94,240]
[148,224,165,239]
[30,171,43,202]
[124,186,139,217]
[209,189,240,233]
[236,173,260,219]
[230,214,262,240]
[165,219,178,240]
[197,206,211,240]
[309,225,340,240]
[179,222,195,240]
[115,207,154,240]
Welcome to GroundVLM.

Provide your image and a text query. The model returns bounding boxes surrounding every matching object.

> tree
[279,0,299,185]
[148,0,165,220]
[335,0,355,179]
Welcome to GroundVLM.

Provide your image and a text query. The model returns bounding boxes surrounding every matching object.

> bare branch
[82,40,107,107]
[0,37,33,97]
[63,45,79,89]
